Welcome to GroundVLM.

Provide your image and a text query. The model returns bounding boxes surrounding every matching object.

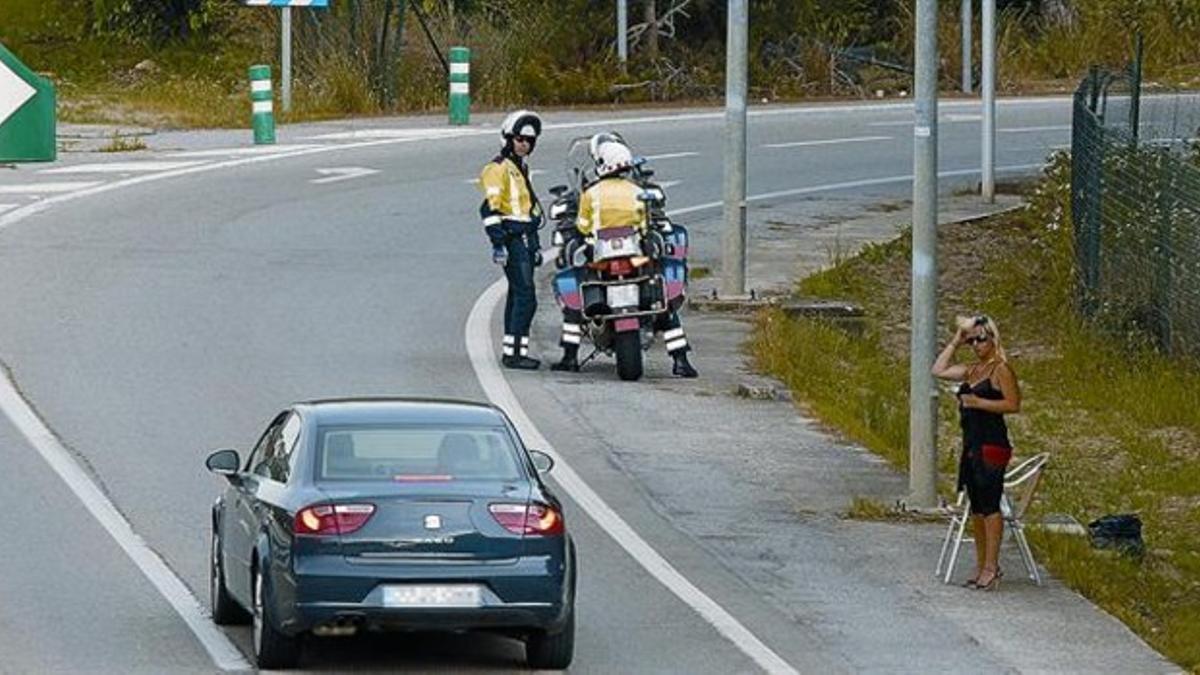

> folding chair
[935,453,1050,585]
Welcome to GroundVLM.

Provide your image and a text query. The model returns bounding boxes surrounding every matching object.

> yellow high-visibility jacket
[575,177,647,237]
[479,156,539,223]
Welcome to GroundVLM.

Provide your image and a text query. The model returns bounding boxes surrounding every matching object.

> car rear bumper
[280,553,571,635]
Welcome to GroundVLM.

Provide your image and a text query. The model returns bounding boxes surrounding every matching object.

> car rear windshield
[315,425,523,482]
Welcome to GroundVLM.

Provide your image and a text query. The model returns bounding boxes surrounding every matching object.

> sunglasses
[965,334,991,346]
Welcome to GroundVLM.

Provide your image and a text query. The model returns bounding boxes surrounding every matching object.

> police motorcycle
[546,133,689,381]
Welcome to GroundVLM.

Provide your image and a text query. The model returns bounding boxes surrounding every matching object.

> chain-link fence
[1071,59,1200,356]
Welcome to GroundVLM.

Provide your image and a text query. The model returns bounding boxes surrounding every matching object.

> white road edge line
[0,371,251,671]
[466,285,798,675]
[764,136,891,149]
[0,102,1056,672]
[465,160,1050,673]
[998,125,1073,133]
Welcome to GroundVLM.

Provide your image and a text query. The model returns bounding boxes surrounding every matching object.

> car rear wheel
[252,567,301,669]
[526,606,575,670]
[209,528,249,625]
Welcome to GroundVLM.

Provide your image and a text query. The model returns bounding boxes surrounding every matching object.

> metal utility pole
[721,0,749,298]
[961,0,972,93]
[281,6,293,113]
[982,0,996,202]
[617,0,629,66]
[909,0,939,508]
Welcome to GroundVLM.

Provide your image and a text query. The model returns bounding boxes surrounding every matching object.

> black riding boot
[551,344,581,372]
[502,354,541,370]
[672,351,699,378]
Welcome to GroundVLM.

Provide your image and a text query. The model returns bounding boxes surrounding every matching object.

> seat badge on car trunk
[424,514,442,530]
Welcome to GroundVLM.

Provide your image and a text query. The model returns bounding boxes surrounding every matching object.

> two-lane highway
[0,99,1072,671]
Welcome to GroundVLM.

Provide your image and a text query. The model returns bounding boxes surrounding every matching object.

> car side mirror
[528,449,555,474]
[206,448,242,482]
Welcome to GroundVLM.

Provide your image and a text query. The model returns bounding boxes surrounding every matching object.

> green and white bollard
[249,64,275,145]
[449,47,470,126]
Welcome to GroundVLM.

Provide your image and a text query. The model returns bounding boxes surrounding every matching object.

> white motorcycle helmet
[591,135,634,178]
[501,109,542,141]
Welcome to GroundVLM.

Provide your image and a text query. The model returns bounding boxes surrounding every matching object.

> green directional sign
[0,42,55,162]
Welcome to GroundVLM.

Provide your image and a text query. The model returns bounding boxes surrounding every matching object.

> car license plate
[383,584,483,608]
[607,283,639,308]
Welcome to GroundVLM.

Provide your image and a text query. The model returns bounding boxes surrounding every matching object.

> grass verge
[751,155,1200,671]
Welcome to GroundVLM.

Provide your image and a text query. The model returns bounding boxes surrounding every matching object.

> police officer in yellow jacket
[551,135,698,377]
[480,110,544,370]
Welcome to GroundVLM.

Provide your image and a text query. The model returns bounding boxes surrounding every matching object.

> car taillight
[489,503,564,536]
[608,259,634,277]
[293,503,375,536]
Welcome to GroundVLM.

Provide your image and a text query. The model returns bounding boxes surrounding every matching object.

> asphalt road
[0,98,1077,672]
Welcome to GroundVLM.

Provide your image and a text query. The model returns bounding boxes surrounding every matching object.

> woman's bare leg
[977,514,1005,587]
[970,515,986,581]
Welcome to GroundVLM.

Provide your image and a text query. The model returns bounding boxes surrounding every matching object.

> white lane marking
[303,127,468,141]
[643,151,700,161]
[945,113,982,122]
[166,144,323,158]
[0,371,250,671]
[310,166,380,185]
[39,161,205,175]
[0,102,1059,671]
[658,180,683,189]
[764,135,891,149]
[669,163,1046,216]
[0,204,18,214]
[0,182,103,194]
[998,125,1072,134]
[464,169,545,185]
[466,287,797,675]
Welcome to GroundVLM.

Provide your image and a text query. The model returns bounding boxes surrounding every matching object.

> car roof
[295,397,508,427]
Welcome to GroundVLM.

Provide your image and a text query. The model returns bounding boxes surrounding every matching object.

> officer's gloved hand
[532,250,543,267]
[492,246,508,266]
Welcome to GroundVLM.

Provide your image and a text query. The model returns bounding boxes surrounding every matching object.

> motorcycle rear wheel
[614,331,643,381]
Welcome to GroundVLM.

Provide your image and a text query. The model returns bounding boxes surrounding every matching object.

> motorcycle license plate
[595,234,639,260]
[607,283,640,308]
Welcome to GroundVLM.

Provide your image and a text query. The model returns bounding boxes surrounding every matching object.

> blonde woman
[932,315,1022,591]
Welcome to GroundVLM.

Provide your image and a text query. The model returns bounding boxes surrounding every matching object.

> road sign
[0,42,55,162]
[243,0,330,6]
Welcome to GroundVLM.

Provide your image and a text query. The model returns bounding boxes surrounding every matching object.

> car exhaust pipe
[312,616,359,637]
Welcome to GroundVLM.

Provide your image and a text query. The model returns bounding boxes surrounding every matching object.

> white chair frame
[935,453,1049,585]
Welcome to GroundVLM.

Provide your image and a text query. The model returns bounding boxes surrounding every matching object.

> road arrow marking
[310,166,379,185]
[0,60,36,127]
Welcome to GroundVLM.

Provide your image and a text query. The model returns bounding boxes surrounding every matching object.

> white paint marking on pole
[0,60,37,126]
[0,371,251,671]
[643,151,700,161]
[166,144,323,158]
[466,284,797,675]
[252,100,273,114]
[39,161,204,175]
[0,182,103,194]
[450,82,469,95]
[764,135,891,149]
[310,166,380,184]
[449,63,470,75]
[998,125,1072,133]
[250,80,272,93]
[914,126,932,138]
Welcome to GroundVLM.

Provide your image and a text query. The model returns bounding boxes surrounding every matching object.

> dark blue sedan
[205,398,577,669]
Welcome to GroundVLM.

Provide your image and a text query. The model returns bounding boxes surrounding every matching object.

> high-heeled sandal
[974,568,1001,591]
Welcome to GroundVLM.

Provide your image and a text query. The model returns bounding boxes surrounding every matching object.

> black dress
[957,366,1012,515]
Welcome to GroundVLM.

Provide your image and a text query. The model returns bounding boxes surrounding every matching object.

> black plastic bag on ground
[1088,514,1145,557]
